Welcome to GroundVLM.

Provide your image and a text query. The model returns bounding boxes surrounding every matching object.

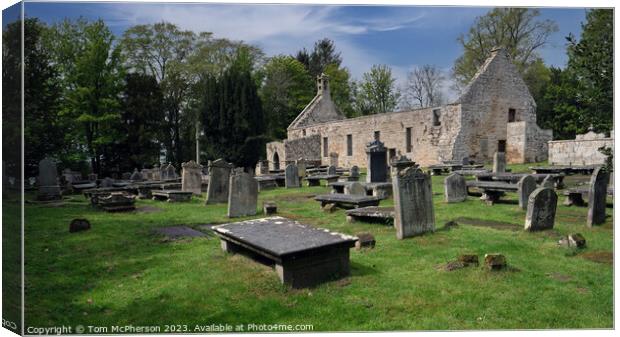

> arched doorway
[273,152,280,171]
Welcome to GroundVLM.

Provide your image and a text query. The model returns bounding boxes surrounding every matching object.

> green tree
[324,63,355,118]
[355,64,400,115]
[453,8,558,91]
[308,38,342,77]
[200,52,267,168]
[260,55,314,139]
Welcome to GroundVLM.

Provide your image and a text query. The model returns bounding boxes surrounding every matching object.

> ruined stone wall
[283,135,321,162]
[287,104,463,167]
[506,121,553,163]
[265,141,285,171]
[548,133,613,166]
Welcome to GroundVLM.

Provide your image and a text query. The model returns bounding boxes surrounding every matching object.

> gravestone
[542,175,555,189]
[165,163,177,180]
[492,152,506,173]
[285,164,300,188]
[524,187,557,231]
[296,158,306,178]
[344,182,366,195]
[228,171,258,217]
[517,175,537,210]
[366,140,388,183]
[587,167,610,227]
[182,160,203,195]
[100,177,113,188]
[37,157,61,201]
[350,166,360,179]
[121,172,132,180]
[462,156,470,165]
[130,168,143,181]
[329,152,339,167]
[444,173,467,203]
[205,159,232,204]
[393,166,435,239]
[327,165,337,176]
[151,164,161,181]
[159,163,168,180]
[257,160,269,176]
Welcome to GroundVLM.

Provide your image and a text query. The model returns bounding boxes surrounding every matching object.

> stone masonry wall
[266,141,285,171]
[287,104,463,167]
[284,135,321,162]
[548,136,613,166]
[506,121,553,164]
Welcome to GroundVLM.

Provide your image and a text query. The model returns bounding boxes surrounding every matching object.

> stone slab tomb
[152,190,193,202]
[444,173,467,203]
[154,226,206,239]
[344,182,366,195]
[213,217,357,288]
[525,187,557,231]
[345,206,394,224]
[182,160,203,195]
[285,164,300,188]
[98,192,136,212]
[37,157,61,201]
[314,194,381,209]
[393,167,435,239]
[228,171,258,218]
[587,167,610,227]
[205,159,233,204]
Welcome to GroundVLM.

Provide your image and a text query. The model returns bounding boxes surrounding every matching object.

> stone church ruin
[266,48,552,169]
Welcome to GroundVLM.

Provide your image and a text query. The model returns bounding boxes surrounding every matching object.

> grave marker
[37,157,61,201]
[525,187,557,231]
[493,152,506,173]
[444,173,467,203]
[393,166,435,239]
[517,175,537,210]
[182,160,203,195]
[587,167,609,227]
[205,159,232,204]
[285,164,300,188]
[228,171,259,218]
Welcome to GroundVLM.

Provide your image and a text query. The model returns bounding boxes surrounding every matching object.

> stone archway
[273,152,280,171]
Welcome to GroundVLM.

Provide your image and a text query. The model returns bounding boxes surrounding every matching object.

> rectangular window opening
[346,134,353,156]
[432,109,441,126]
[406,127,412,153]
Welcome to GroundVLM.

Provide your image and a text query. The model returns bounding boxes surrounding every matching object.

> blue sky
[5,2,589,99]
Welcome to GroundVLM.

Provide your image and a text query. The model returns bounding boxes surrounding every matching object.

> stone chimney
[316,73,330,97]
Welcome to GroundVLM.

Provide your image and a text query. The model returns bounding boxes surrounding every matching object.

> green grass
[17,163,613,331]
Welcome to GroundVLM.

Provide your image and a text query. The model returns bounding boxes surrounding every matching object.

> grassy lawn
[18,162,613,331]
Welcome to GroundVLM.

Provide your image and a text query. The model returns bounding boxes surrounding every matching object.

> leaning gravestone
[366,140,388,183]
[285,164,300,188]
[228,171,258,217]
[37,157,61,201]
[130,168,143,181]
[517,175,537,210]
[525,187,557,231]
[493,152,506,173]
[344,181,366,195]
[393,166,435,239]
[444,173,467,203]
[205,159,233,204]
[182,160,203,195]
[587,167,610,227]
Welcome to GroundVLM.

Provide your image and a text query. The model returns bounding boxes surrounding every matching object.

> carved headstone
[525,187,557,231]
[344,182,366,195]
[228,171,258,218]
[517,175,537,210]
[587,167,609,227]
[444,173,467,203]
[37,157,61,201]
[327,165,337,176]
[130,168,143,181]
[182,160,203,195]
[492,152,506,174]
[296,158,306,178]
[205,159,233,204]
[285,164,300,188]
[366,140,388,183]
[393,167,435,239]
[165,163,177,180]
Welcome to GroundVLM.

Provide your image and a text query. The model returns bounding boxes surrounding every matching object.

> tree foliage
[355,64,400,115]
[401,65,445,109]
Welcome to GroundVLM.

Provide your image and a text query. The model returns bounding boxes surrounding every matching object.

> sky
[4,1,590,100]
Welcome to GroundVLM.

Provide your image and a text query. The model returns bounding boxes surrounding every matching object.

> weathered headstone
[37,157,61,201]
[587,167,610,227]
[327,165,337,176]
[492,152,506,173]
[100,177,113,188]
[344,182,366,195]
[257,160,269,176]
[182,160,203,195]
[228,171,258,217]
[329,152,339,167]
[542,175,555,189]
[366,140,388,183]
[205,159,232,204]
[517,175,537,210]
[350,166,360,179]
[296,158,306,178]
[151,164,161,181]
[130,168,143,181]
[444,173,467,203]
[393,166,435,239]
[525,187,557,231]
[165,163,177,180]
[159,163,167,180]
[285,164,300,188]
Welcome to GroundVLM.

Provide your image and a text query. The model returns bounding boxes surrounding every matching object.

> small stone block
[568,233,586,248]
[263,202,277,215]
[322,203,337,213]
[69,218,91,233]
[457,254,479,266]
[355,233,376,250]
[484,254,507,270]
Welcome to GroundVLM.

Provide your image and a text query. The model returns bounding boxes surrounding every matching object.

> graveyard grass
[19,163,613,331]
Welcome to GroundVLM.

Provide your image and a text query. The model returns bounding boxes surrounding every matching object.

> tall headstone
[285,164,300,188]
[182,160,203,195]
[296,158,306,178]
[344,182,366,195]
[444,173,467,203]
[205,159,233,204]
[165,163,177,180]
[366,140,388,183]
[227,171,258,218]
[37,157,61,201]
[517,175,537,210]
[327,165,337,176]
[525,187,557,231]
[130,168,143,181]
[393,166,435,239]
[587,167,610,227]
[492,152,506,173]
